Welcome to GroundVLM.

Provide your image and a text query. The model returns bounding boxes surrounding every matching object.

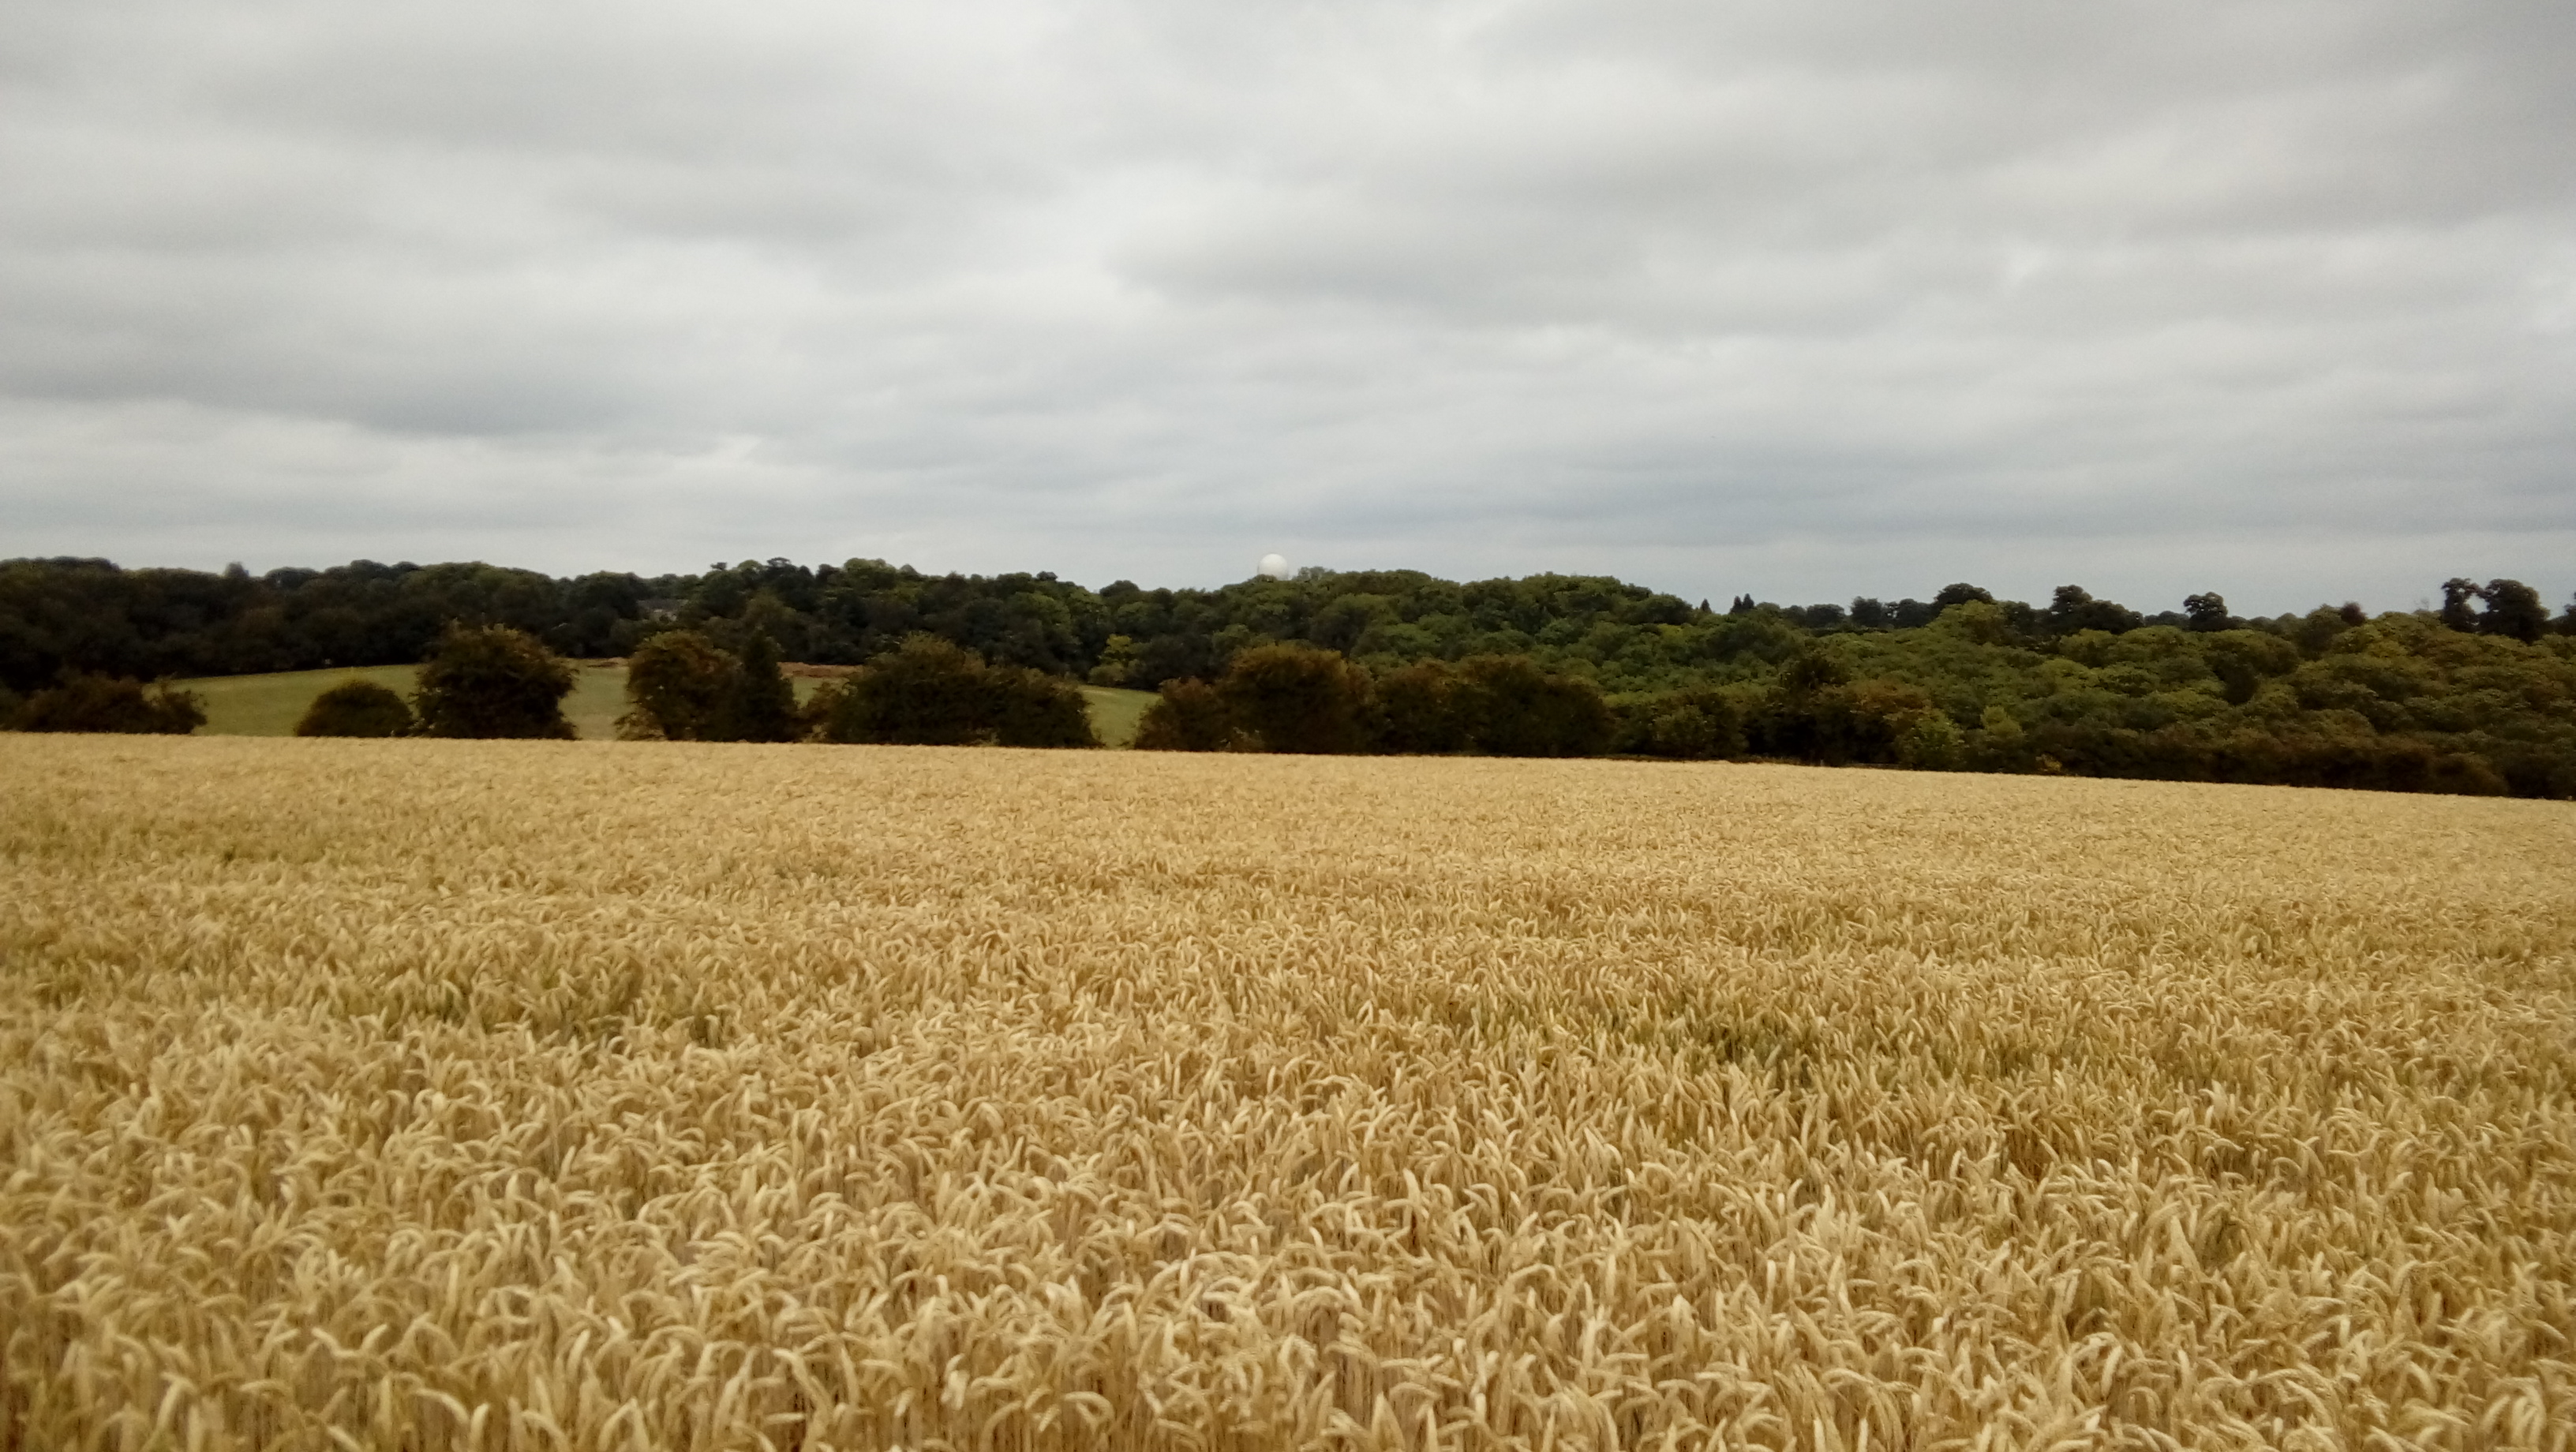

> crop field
[2,738,2573,1452]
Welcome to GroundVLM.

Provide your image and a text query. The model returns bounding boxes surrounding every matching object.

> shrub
[294,679,414,737]
[1216,644,1370,754]
[1615,684,1745,760]
[11,675,205,734]
[1134,679,1240,751]
[412,625,576,739]
[1368,662,1471,754]
[817,636,991,745]
[989,667,1098,748]
[815,635,1095,747]
[620,631,739,741]
[1452,655,1612,758]
[717,634,803,743]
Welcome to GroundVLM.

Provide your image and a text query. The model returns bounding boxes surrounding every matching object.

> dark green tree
[2182,593,2233,632]
[1368,661,1470,754]
[294,679,414,737]
[2042,586,2142,636]
[717,631,801,743]
[2439,578,2483,632]
[816,635,991,745]
[619,631,739,740]
[1453,655,1612,757]
[1215,644,1371,754]
[1614,683,1745,759]
[2477,578,2549,644]
[411,624,576,739]
[988,666,1098,748]
[11,675,205,734]
[1134,679,1238,751]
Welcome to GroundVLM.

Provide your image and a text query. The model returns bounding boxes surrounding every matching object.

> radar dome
[1257,553,1291,580]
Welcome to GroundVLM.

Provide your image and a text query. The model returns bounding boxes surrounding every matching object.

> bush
[718,633,802,743]
[1134,679,1241,751]
[989,667,1098,748]
[294,679,414,737]
[1216,644,1370,754]
[620,631,738,740]
[817,636,991,745]
[1614,684,1744,760]
[1452,655,1611,758]
[620,631,804,743]
[1368,662,1471,754]
[11,675,206,734]
[815,635,1095,747]
[412,625,576,739]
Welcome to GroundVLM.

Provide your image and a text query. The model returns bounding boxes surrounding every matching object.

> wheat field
[2,737,2572,1451]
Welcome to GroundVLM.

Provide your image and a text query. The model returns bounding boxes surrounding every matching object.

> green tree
[816,635,992,745]
[619,631,739,740]
[717,632,801,743]
[1614,683,1744,760]
[1216,644,1371,754]
[2477,579,2549,644]
[1453,655,1612,758]
[411,624,576,739]
[2182,593,2232,632]
[1088,634,1143,687]
[1134,679,1239,751]
[294,679,414,737]
[988,666,1099,748]
[2439,578,2483,632]
[1368,661,1471,754]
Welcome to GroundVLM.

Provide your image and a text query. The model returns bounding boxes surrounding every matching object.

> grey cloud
[1,0,2569,615]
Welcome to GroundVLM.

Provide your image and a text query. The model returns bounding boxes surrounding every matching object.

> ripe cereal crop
[2,735,2573,1450]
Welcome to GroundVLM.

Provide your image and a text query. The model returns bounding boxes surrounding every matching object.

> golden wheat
[3,736,2572,1451]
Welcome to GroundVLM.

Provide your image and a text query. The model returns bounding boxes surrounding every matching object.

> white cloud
[2,0,2570,613]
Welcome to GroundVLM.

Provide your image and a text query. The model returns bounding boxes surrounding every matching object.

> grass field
[171,668,1160,745]
[2,739,2572,1450]
[1080,683,1157,747]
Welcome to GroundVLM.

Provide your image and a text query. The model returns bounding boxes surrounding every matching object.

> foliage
[814,635,1096,748]
[621,631,807,743]
[292,679,414,738]
[1215,644,1372,754]
[8,739,2575,1449]
[1368,661,1473,754]
[986,665,1098,748]
[1612,683,1747,760]
[1447,654,1613,758]
[715,633,802,744]
[619,630,739,741]
[8,674,205,734]
[11,552,2576,793]
[410,624,577,739]
[1133,679,1241,752]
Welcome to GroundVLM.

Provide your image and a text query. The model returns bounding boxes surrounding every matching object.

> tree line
[5,554,2573,796]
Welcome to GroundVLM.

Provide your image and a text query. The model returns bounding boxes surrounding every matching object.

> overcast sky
[4,0,2571,613]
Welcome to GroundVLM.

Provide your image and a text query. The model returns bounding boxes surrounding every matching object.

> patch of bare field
[2,737,2572,1450]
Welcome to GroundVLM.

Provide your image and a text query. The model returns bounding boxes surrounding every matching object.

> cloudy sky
[4,0,2570,613]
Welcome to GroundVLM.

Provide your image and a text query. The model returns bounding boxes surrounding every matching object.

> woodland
[5,556,2573,795]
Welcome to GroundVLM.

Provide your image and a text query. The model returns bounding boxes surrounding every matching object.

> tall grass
[2,738,2571,1450]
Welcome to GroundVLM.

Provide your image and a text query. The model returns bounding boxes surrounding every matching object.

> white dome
[1257,553,1291,579]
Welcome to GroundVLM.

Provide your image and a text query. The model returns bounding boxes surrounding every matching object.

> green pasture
[174,667,1159,746]
[1079,686,1156,748]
